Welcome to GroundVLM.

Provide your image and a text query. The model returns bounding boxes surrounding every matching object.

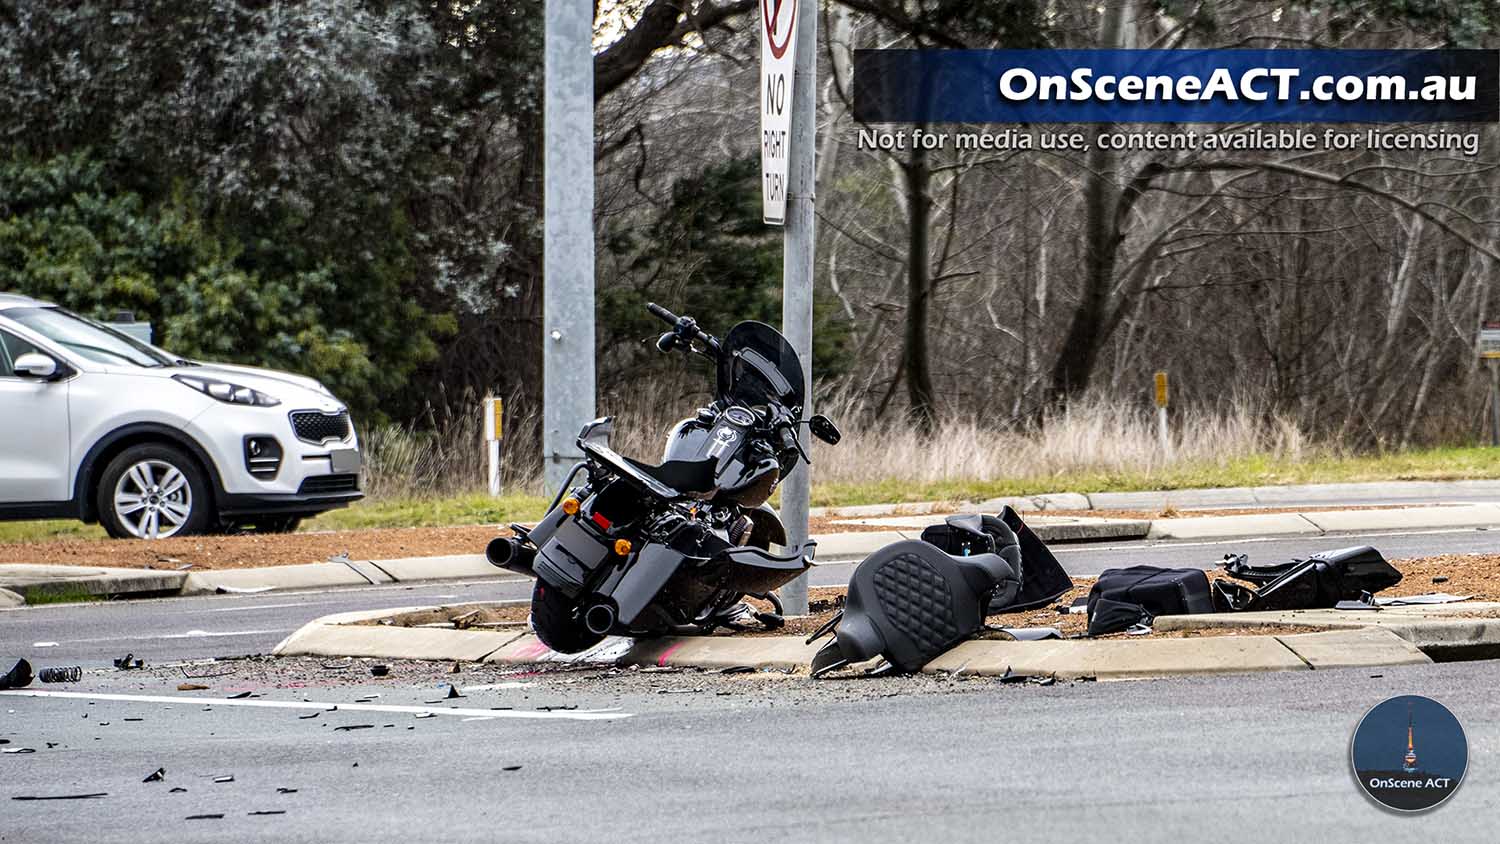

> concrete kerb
[274,601,1470,681]
[1154,602,1500,661]
[0,564,187,601]
[0,587,24,608]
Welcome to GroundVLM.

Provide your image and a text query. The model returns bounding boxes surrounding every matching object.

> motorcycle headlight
[173,374,281,407]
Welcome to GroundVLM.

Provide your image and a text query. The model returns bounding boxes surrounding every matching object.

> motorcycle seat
[809,540,1019,675]
[581,441,716,498]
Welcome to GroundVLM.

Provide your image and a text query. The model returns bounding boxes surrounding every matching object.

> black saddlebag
[1087,566,1215,623]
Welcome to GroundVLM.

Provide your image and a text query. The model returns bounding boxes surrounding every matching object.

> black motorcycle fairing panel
[1220,545,1402,611]
[716,321,805,409]
[999,507,1075,612]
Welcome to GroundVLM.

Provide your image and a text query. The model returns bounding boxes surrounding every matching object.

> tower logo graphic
[1351,695,1466,812]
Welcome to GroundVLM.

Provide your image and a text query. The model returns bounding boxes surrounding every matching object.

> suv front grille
[290,410,351,444]
[299,474,360,495]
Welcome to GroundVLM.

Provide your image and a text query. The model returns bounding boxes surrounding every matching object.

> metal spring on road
[38,666,82,683]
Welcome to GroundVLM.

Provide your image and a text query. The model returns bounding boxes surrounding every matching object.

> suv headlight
[173,374,281,407]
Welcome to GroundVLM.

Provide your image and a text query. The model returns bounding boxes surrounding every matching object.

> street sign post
[760,0,799,225]
[767,0,814,615]
[1481,322,1500,446]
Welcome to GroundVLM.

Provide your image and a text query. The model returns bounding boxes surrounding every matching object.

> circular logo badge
[1351,695,1467,812]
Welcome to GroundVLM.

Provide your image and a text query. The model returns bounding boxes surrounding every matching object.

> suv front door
[0,329,71,504]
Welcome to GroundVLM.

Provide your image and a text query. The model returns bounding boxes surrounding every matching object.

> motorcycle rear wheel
[530,581,606,654]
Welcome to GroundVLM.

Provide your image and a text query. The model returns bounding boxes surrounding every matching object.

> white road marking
[0,689,631,721]
[48,629,291,645]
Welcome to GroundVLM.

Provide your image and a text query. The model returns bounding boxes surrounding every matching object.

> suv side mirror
[13,353,59,380]
[808,414,841,445]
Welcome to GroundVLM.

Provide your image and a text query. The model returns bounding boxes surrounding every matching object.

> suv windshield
[6,307,172,368]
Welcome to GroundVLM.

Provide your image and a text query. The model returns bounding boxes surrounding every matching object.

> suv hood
[185,362,342,408]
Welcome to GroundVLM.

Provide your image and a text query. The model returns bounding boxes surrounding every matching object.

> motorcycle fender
[745,503,788,548]
[608,545,687,626]
[526,507,568,549]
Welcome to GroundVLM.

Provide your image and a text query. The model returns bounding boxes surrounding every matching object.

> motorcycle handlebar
[647,302,680,327]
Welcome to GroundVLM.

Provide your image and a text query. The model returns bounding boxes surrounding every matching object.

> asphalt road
[1,655,1496,842]
[3,525,1494,668]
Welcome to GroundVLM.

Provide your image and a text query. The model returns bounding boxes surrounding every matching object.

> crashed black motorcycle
[486,303,841,653]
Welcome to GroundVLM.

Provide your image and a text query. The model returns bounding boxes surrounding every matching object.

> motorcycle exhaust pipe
[486,537,536,576]
[583,603,617,636]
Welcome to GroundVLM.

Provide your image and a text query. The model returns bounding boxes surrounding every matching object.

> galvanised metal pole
[542,0,596,495]
[779,0,817,617]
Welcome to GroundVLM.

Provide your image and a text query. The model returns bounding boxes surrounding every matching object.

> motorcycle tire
[530,581,606,654]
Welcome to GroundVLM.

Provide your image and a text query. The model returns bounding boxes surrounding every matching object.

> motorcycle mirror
[655,332,678,353]
[808,414,842,445]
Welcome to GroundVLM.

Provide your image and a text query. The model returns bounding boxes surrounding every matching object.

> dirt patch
[0,525,512,570]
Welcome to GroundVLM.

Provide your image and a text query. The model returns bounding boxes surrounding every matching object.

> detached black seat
[810,540,1018,675]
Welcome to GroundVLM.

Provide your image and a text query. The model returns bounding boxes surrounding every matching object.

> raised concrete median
[272,600,1477,681]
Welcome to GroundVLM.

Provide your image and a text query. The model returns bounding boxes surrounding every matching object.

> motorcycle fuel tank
[662,407,779,506]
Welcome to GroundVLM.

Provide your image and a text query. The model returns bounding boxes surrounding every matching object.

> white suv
[0,293,363,538]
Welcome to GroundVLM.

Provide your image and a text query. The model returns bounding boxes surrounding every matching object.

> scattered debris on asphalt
[1,659,34,690]
[369,665,389,677]
[322,660,353,671]
[502,765,522,772]
[1434,575,1450,584]
[169,787,187,793]
[276,788,298,794]
[112,654,144,670]
[226,691,253,699]
[13,793,108,801]
[248,810,287,816]
[214,775,235,784]
[143,768,166,782]
[334,724,375,732]
[178,683,209,691]
[38,665,82,683]
[3,747,37,754]
[720,665,755,674]
[186,813,225,820]
[298,712,319,720]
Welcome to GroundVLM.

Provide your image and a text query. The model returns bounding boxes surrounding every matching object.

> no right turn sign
[759,0,799,225]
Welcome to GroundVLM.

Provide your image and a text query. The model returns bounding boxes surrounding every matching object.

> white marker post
[1480,322,1500,446]
[1154,371,1172,458]
[484,396,504,496]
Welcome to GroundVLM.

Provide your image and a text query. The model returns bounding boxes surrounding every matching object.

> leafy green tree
[599,157,851,394]
[0,151,450,420]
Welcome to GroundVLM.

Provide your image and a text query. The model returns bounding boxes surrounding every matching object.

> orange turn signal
[614,539,633,556]
[561,497,580,515]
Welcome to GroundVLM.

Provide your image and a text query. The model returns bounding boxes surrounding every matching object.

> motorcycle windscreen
[716,321,805,409]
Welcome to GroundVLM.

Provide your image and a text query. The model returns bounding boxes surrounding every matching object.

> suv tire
[97,443,213,540]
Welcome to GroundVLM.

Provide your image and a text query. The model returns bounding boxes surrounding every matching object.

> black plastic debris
[444,684,464,699]
[719,665,755,675]
[298,712,319,720]
[143,768,166,783]
[38,666,81,683]
[276,788,298,794]
[1,659,33,690]
[248,810,286,816]
[186,814,225,820]
[169,787,187,793]
[369,665,389,677]
[1433,575,1450,584]
[502,765,522,772]
[333,724,374,732]
[3,747,37,754]
[112,654,144,670]
[226,691,253,700]
[214,775,235,784]
[13,793,108,801]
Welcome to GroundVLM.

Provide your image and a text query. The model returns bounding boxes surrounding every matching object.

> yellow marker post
[1153,371,1172,457]
[484,396,504,496]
